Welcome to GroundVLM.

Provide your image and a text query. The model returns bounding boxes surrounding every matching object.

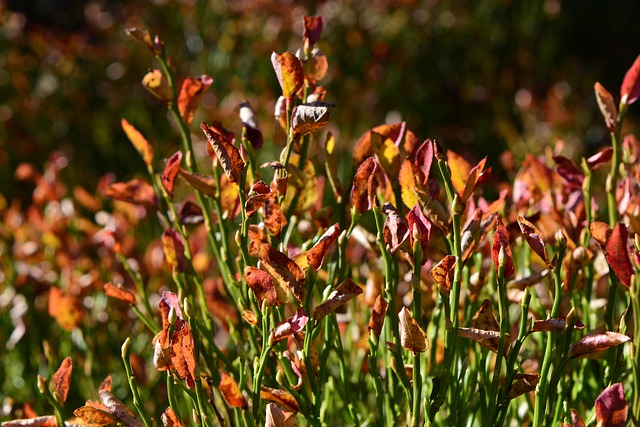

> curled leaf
[429,255,457,294]
[264,198,287,236]
[457,327,503,353]
[178,168,217,197]
[291,102,331,135]
[620,54,640,105]
[398,307,428,353]
[74,405,118,425]
[271,308,309,343]
[53,357,72,403]
[201,121,244,183]
[595,383,628,427]
[260,387,300,413]
[306,223,340,270]
[244,266,280,306]
[266,402,300,427]
[239,100,263,149]
[350,157,379,213]
[121,118,154,167]
[255,243,306,303]
[219,371,248,409]
[568,331,630,359]
[414,138,434,186]
[141,68,172,102]
[594,82,618,131]
[161,407,186,427]
[492,218,515,277]
[271,52,304,100]
[368,296,388,338]
[313,278,363,323]
[303,16,324,48]
[162,151,182,199]
[517,216,550,267]
[382,203,409,252]
[508,373,539,400]
[245,181,273,216]
[98,390,143,427]
[177,75,213,126]
[105,178,157,209]
[586,148,613,170]
[407,203,431,254]
[171,324,197,388]
[104,282,136,305]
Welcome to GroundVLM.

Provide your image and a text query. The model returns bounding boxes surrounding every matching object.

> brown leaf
[457,327,503,353]
[52,357,72,404]
[0,416,57,426]
[271,52,304,100]
[161,228,188,273]
[398,307,428,353]
[595,383,628,427]
[142,68,173,101]
[121,118,154,167]
[429,255,457,293]
[530,318,568,333]
[590,221,612,246]
[604,222,633,287]
[264,198,287,236]
[177,168,217,197]
[255,243,306,303]
[414,139,434,186]
[370,131,402,178]
[470,299,501,352]
[492,218,515,277]
[74,406,118,425]
[353,123,405,165]
[177,75,213,126]
[368,296,388,338]
[48,287,84,331]
[304,48,328,82]
[245,181,273,216]
[586,148,613,170]
[104,282,136,305]
[244,266,280,306]
[291,102,331,135]
[382,203,409,252]
[568,331,630,359]
[306,224,340,270]
[219,371,248,409]
[171,324,197,388]
[124,27,156,53]
[99,375,112,392]
[105,178,157,208]
[594,82,618,131]
[620,54,640,105]
[98,390,143,427]
[265,402,300,427]
[571,409,586,427]
[508,373,539,400]
[303,16,324,48]
[162,151,182,199]
[313,278,363,323]
[242,310,258,326]
[461,209,483,262]
[201,121,244,183]
[179,201,204,226]
[239,101,263,149]
[161,407,186,427]
[407,203,431,254]
[517,216,551,267]
[350,157,380,214]
[260,387,300,413]
[270,308,309,343]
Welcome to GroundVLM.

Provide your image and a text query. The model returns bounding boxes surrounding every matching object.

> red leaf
[492,218,515,277]
[245,181,273,216]
[586,147,613,170]
[413,139,434,186]
[595,383,628,427]
[350,157,379,213]
[382,203,409,252]
[162,151,182,199]
[620,54,640,105]
[517,216,551,266]
[244,266,280,307]
[271,52,304,100]
[105,178,157,209]
[568,331,630,359]
[171,324,197,388]
[594,82,618,131]
[303,16,324,48]
[104,282,136,305]
[239,101,263,149]
[604,222,633,287]
[368,295,388,338]
[553,155,584,188]
[407,203,431,254]
[177,75,213,126]
[219,371,248,409]
[312,278,363,323]
[306,223,340,270]
[53,357,72,403]
[270,308,309,343]
[201,121,244,183]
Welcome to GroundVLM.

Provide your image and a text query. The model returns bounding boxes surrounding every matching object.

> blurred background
[2,0,640,204]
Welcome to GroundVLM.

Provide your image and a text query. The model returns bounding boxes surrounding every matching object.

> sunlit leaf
[162,228,188,273]
[586,148,613,170]
[291,102,331,135]
[590,221,611,246]
[447,150,472,197]
[530,317,585,333]
[48,287,84,331]
[353,123,405,165]
[239,100,263,149]
[260,387,300,414]
[492,218,515,277]
[171,324,197,388]
[517,216,551,267]
[244,266,280,306]
[98,390,143,427]
[407,203,431,254]
[457,327,503,353]
[429,255,457,294]
[271,308,309,343]
[53,357,72,404]
[266,402,300,427]
[306,223,340,270]
[595,383,628,427]
[271,52,304,100]
[382,202,409,252]
[105,178,157,209]
[461,157,489,202]
[242,310,258,326]
[201,121,244,183]
[0,416,56,426]
[414,139,434,186]
[604,222,633,287]
[264,198,287,236]
[398,159,420,209]
[162,151,182,199]
[594,82,618,131]
[219,371,248,409]
[104,282,136,305]
[368,296,388,338]
[351,157,379,213]
[124,27,156,53]
[303,16,324,48]
[74,406,117,425]
[568,331,630,359]
[99,375,113,392]
[470,299,502,352]
[620,54,640,105]
[177,75,213,126]
[313,278,363,323]
[304,48,328,82]
[508,373,539,400]
[141,68,172,102]
[398,307,428,353]
[161,407,186,427]
[245,181,273,216]
[461,209,483,262]
[254,243,306,303]
[121,118,154,167]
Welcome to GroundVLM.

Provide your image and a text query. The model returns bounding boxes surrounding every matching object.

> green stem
[121,338,154,427]
[486,262,507,425]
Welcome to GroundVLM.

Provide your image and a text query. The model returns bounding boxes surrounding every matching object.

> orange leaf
[517,216,550,267]
[590,221,611,246]
[219,371,248,409]
[254,243,306,304]
[105,178,157,209]
[177,168,217,197]
[595,383,628,427]
[74,405,118,425]
[98,390,144,427]
[271,52,304,100]
[569,331,630,359]
[270,308,309,343]
[104,282,136,305]
[457,327,503,353]
[604,222,633,288]
[260,387,300,414]
[201,121,244,183]
[53,357,72,403]
[306,224,340,270]
[0,416,57,426]
[312,278,363,323]
[264,198,287,236]
[471,300,501,352]
[161,407,186,427]
[352,123,405,165]
[350,157,379,214]
[398,307,428,353]
[242,310,258,326]
[595,82,618,131]
[48,287,84,331]
[177,75,213,126]
[99,375,112,392]
[446,150,472,197]
[171,324,197,388]
[244,266,280,306]
[245,181,273,216]
[429,255,457,294]
[368,296,388,338]
[121,118,154,167]
[492,218,515,277]
[161,151,182,199]
[266,402,300,427]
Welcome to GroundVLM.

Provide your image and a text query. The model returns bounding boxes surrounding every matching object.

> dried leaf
[461,209,483,262]
[407,203,431,254]
[303,16,324,47]
[104,282,136,305]
[586,148,613,170]
[429,255,457,293]
[242,310,258,326]
[98,390,143,427]
[48,287,84,331]
[457,327,502,352]
[53,357,72,403]
[471,299,499,332]
[201,121,244,183]
[399,307,428,353]
[121,118,154,167]
[492,218,515,277]
[350,157,383,213]
[271,52,304,100]
[382,203,409,252]
[353,123,405,165]
[177,75,213,126]
[105,178,157,209]
[571,409,586,427]
[161,407,186,427]
[124,28,156,53]
[244,266,280,306]
[179,201,204,225]
[73,406,118,425]
[219,371,248,409]
[162,228,188,273]
[517,216,550,266]
[313,278,363,323]
[162,151,182,199]
[620,54,640,105]
[245,181,273,216]
[368,296,388,338]
[530,318,584,333]
[260,387,300,413]
[568,331,630,359]
[604,222,633,287]
[291,102,331,135]
[595,383,628,427]
[370,131,402,178]
[141,68,172,101]
[508,373,539,400]
[265,402,300,427]
[306,224,340,270]
[461,157,489,202]
[99,375,112,392]
[177,168,217,197]
[304,48,328,82]
[264,198,287,236]
[0,416,57,426]
[553,155,584,188]
[414,139,434,186]
[254,244,306,304]
[171,324,197,388]
[271,308,309,343]
[239,101,263,149]
[594,82,618,131]
[590,221,612,246]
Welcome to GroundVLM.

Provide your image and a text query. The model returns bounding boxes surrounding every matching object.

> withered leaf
[271,52,304,100]
[508,373,539,400]
[517,216,551,267]
[594,82,618,131]
[242,310,258,326]
[461,209,483,262]
[368,295,388,338]
[590,221,612,246]
[271,308,309,343]
[569,331,630,359]
[407,203,431,254]
[98,390,143,427]
[398,307,428,353]
[161,228,188,273]
[104,282,136,305]
[353,123,405,164]
[171,324,197,388]
[161,407,186,427]
[255,243,306,303]
[177,168,217,197]
[162,151,182,199]
[177,75,213,126]
[492,218,515,277]
[414,138,434,186]
[350,157,380,214]
[201,121,244,183]
[620,54,640,105]
[553,155,584,188]
[244,266,280,306]
[303,16,324,47]
[304,48,328,82]
[306,223,340,270]
[124,28,155,53]
[531,318,568,333]
[245,181,273,216]
[586,148,613,170]
[48,287,84,331]
[153,340,172,371]
[291,102,331,135]
[0,416,57,426]
[313,278,363,323]
[429,255,457,294]
[105,178,157,209]
[264,198,287,236]
[53,357,72,403]
[219,371,248,409]
[121,118,154,167]
[179,201,204,225]
[239,101,263,149]
[74,405,118,425]
[604,222,633,288]
[99,375,112,392]
[260,387,300,413]
[266,402,300,427]
[457,327,503,353]
[382,203,409,253]
[595,383,628,427]
[324,132,342,197]
[471,299,501,352]
[142,68,172,101]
